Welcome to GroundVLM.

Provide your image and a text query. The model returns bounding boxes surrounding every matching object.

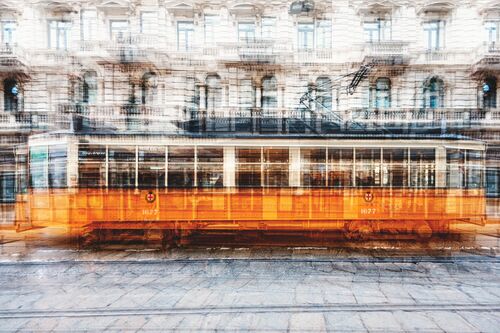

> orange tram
[16,135,487,243]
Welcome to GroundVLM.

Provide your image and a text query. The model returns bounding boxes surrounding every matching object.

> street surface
[0,253,499,332]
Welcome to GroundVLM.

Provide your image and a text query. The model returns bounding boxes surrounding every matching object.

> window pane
[197,147,223,163]
[78,145,106,188]
[298,23,314,49]
[169,147,194,163]
[236,163,261,187]
[204,15,217,45]
[316,19,331,49]
[110,20,129,40]
[197,164,223,187]
[236,148,261,163]
[108,147,135,188]
[261,17,276,39]
[238,22,255,42]
[168,164,194,187]
[301,148,326,163]
[264,148,289,163]
[177,21,194,50]
[49,145,67,188]
[263,164,288,187]
[302,164,326,187]
[30,146,48,189]
[81,10,97,41]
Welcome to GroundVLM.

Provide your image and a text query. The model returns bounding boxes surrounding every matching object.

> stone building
[0,0,499,215]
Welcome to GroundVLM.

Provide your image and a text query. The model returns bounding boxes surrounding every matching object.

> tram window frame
[48,145,67,188]
[138,146,165,188]
[108,146,136,188]
[382,148,408,188]
[355,148,381,187]
[263,147,289,187]
[236,147,262,187]
[168,146,195,188]
[197,147,223,188]
[466,150,484,189]
[29,146,48,189]
[78,145,106,188]
[328,148,353,187]
[410,148,436,188]
[301,148,326,187]
[446,148,465,189]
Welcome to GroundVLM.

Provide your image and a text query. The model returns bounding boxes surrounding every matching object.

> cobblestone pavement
[0,254,499,332]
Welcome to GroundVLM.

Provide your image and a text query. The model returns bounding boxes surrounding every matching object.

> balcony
[57,103,177,133]
[218,39,292,65]
[0,111,64,133]
[363,41,410,65]
[0,44,29,72]
[179,107,500,136]
[473,42,500,72]
[415,49,471,65]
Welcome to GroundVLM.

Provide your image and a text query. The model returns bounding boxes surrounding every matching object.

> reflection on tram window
[264,148,289,187]
[236,163,261,187]
[263,148,289,163]
[356,148,381,187]
[197,164,223,187]
[447,149,465,188]
[411,148,435,188]
[78,145,106,187]
[168,146,195,187]
[383,148,408,188]
[30,146,48,188]
[328,148,353,187]
[168,164,194,187]
[197,147,223,163]
[108,146,136,188]
[264,164,289,187]
[138,146,165,188]
[301,148,326,187]
[236,148,261,187]
[0,150,16,202]
[197,147,223,187]
[168,147,194,163]
[467,150,483,189]
[48,145,67,188]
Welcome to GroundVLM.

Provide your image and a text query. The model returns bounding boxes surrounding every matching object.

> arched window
[141,72,157,105]
[482,77,497,108]
[372,77,391,108]
[206,75,221,111]
[3,78,20,112]
[262,76,277,109]
[82,71,97,104]
[423,77,444,109]
[316,77,332,111]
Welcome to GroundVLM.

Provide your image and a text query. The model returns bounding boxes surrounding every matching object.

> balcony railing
[363,41,410,64]
[0,111,67,132]
[0,43,29,69]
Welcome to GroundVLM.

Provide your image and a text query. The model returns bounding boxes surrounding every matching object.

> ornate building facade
[0,0,499,220]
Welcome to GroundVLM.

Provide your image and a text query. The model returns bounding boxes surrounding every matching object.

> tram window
[411,149,435,188]
[355,148,381,187]
[466,150,484,189]
[328,149,353,187]
[197,164,223,187]
[30,146,48,189]
[264,164,289,187]
[382,148,408,188]
[446,149,465,188]
[108,147,136,188]
[78,145,106,187]
[138,146,165,188]
[197,147,223,163]
[301,148,326,187]
[236,163,261,187]
[302,164,326,187]
[236,148,261,163]
[264,148,289,163]
[197,147,223,187]
[48,145,67,188]
[168,164,194,187]
[169,147,195,163]
[236,147,261,187]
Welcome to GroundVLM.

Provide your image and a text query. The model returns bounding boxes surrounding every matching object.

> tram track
[1,303,499,319]
[0,254,499,266]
